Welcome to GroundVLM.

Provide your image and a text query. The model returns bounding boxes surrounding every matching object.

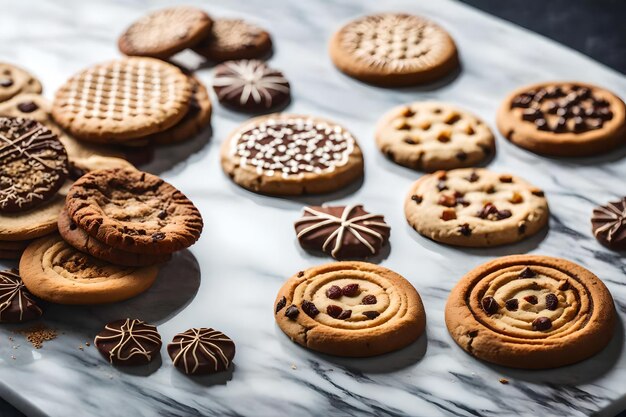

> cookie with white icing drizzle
[295,204,390,259]
[221,114,364,195]
[0,269,43,323]
[167,328,235,375]
[95,318,162,366]
[212,60,290,113]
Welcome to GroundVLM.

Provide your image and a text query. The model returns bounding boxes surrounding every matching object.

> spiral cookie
[445,255,616,369]
[404,168,549,247]
[274,262,425,357]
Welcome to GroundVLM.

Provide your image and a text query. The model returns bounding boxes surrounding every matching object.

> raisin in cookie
[497,82,626,156]
[376,102,495,171]
[0,63,42,103]
[275,262,425,357]
[445,255,616,368]
[404,168,549,247]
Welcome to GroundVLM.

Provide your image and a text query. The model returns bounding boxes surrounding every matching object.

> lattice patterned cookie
[404,168,549,247]
[329,13,458,86]
[221,114,364,195]
[193,19,272,62]
[376,102,495,171]
[275,262,425,357]
[0,63,42,103]
[446,255,616,368]
[497,82,626,156]
[52,58,192,142]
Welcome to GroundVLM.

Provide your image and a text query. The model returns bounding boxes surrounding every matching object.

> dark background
[0,1,624,416]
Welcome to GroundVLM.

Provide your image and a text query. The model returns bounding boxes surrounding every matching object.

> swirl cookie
[52,58,192,143]
[274,262,425,357]
[193,19,272,62]
[405,168,549,247]
[329,13,458,86]
[497,82,626,156]
[591,197,626,250]
[0,63,42,103]
[445,255,616,368]
[19,234,159,304]
[221,114,364,195]
[376,102,495,171]
[118,7,213,59]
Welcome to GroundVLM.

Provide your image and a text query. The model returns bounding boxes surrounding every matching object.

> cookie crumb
[291,364,297,370]
[16,325,58,349]
[499,378,509,384]
[85,342,91,347]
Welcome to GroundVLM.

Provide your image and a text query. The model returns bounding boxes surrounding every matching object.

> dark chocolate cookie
[592,197,626,249]
[0,269,43,323]
[0,117,68,212]
[167,328,235,375]
[94,318,162,366]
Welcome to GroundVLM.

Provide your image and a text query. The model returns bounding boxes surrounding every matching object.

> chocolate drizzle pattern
[591,197,626,248]
[94,319,162,366]
[0,269,42,323]
[167,328,235,375]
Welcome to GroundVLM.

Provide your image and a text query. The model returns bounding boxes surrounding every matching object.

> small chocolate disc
[94,319,162,366]
[167,328,235,375]
[0,269,43,323]
[592,197,626,249]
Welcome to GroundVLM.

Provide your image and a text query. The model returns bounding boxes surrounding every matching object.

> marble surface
[1,0,626,416]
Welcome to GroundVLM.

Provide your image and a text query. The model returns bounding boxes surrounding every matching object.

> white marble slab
[1,0,625,416]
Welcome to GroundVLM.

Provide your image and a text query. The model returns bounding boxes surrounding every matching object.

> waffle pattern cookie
[275,262,425,357]
[193,19,272,62]
[376,102,495,171]
[497,82,626,156]
[404,168,549,247]
[329,13,458,86]
[52,58,192,143]
[0,63,42,103]
[221,114,364,195]
[445,255,616,368]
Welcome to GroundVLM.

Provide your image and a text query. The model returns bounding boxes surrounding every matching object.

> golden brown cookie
[404,168,549,247]
[193,19,272,62]
[0,191,65,241]
[65,169,203,255]
[376,102,495,171]
[329,13,458,86]
[497,82,626,156]
[0,63,42,103]
[52,58,192,143]
[274,262,425,357]
[118,7,213,59]
[221,114,364,195]
[68,155,136,180]
[445,255,616,369]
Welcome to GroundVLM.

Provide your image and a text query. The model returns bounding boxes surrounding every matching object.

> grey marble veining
[1,0,626,416]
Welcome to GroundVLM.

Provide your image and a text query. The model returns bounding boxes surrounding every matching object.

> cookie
[0,269,43,323]
[193,19,272,62]
[95,319,162,366]
[375,102,495,171]
[58,208,170,267]
[66,169,203,255]
[212,60,290,113]
[591,197,626,250]
[445,255,616,369]
[144,77,212,145]
[0,192,65,241]
[118,7,213,59]
[0,240,30,251]
[167,328,235,375]
[294,205,390,259]
[19,234,159,304]
[497,82,626,157]
[329,13,458,87]
[0,117,68,212]
[0,63,42,102]
[404,168,549,247]
[275,262,425,357]
[221,114,364,195]
[68,155,136,180]
[52,58,192,142]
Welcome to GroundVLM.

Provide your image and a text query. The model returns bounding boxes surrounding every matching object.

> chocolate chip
[157,210,167,220]
[522,109,542,121]
[438,194,457,207]
[545,293,558,310]
[338,310,352,320]
[531,189,545,197]
[403,137,418,145]
[496,209,512,220]
[499,174,513,183]
[151,232,165,241]
[437,180,448,191]
[456,151,467,161]
[285,305,299,319]
[532,316,552,331]
[301,300,319,318]
[412,195,423,204]
[363,311,380,320]
[402,108,415,117]
[519,267,536,278]
[326,305,343,318]
[441,209,457,221]
[481,296,499,315]
[597,108,613,121]
[298,271,305,277]
[361,295,377,305]
[17,101,38,113]
[342,284,360,297]
[505,299,518,311]
[558,281,570,291]
[326,285,342,299]
[535,118,549,130]
[524,295,538,305]
[518,223,527,234]
[459,223,472,236]
[0,78,13,87]
[554,117,568,132]
[275,296,286,313]
[466,172,480,182]
[511,95,532,108]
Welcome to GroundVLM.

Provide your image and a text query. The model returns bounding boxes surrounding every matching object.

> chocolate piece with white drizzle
[167,328,235,375]
[94,318,162,366]
[0,269,42,323]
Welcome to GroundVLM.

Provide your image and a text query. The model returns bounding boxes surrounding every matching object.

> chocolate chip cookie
[0,63,42,103]
[193,19,272,62]
[445,255,616,368]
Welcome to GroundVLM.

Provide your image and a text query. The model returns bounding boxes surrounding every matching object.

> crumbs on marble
[499,378,509,384]
[14,324,58,349]
[291,363,297,370]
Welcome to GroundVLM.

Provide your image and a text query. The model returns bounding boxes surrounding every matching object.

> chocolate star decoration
[0,269,43,323]
[592,197,626,249]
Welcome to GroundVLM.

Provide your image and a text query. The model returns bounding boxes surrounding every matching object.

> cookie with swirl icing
[275,262,425,357]
[95,318,162,366]
[167,328,235,375]
[445,255,616,369]
[0,269,43,323]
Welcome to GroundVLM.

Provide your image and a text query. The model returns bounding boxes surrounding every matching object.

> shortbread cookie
[376,102,495,171]
[20,234,159,304]
[0,63,42,102]
[0,269,43,323]
[58,208,170,267]
[275,262,425,357]
[193,19,272,62]
[118,7,213,59]
[0,192,65,241]
[221,114,364,195]
[497,82,626,156]
[329,13,458,86]
[404,168,549,247]
[0,117,68,212]
[591,197,626,250]
[212,60,290,113]
[52,58,192,142]
[168,328,235,375]
[66,169,203,255]
[95,319,162,366]
[294,205,390,259]
[445,255,616,368]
